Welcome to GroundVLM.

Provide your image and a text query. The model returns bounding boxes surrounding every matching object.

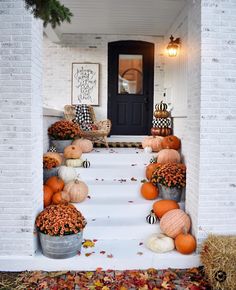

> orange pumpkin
[140,182,159,200]
[142,136,163,152]
[157,149,181,163]
[52,191,70,205]
[160,209,191,238]
[146,163,162,180]
[153,199,179,219]
[175,231,196,254]
[161,135,181,150]
[72,139,93,153]
[64,145,82,159]
[45,176,64,193]
[43,185,54,207]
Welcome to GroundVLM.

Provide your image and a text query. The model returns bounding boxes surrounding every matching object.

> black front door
[108,41,154,135]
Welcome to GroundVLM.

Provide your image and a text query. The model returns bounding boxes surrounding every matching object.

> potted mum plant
[48,119,80,152]
[35,204,86,259]
[43,152,63,181]
[151,163,186,202]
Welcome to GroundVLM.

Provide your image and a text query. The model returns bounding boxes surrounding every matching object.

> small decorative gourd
[146,233,175,253]
[146,210,158,224]
[82,159,91,168]
[64,178,88,203]
[48,145,57,152]
[58,165,77,183]
[65,158,83,167]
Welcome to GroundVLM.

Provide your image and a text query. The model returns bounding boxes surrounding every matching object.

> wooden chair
[64,105,111,147]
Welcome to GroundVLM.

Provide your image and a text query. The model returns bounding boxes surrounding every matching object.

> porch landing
[0,148,200,271]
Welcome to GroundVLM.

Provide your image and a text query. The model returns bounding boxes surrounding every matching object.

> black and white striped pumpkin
[146,210,158,224]
[82,159,91,168]
[48,145,57,152]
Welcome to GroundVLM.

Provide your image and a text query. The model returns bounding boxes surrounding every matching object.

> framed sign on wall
[71,63,99,105]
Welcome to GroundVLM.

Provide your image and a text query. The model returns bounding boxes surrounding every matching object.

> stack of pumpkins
[140,135,197,255]
[43,138,93,208]
[141,135,182,201]
[151,101,172,137]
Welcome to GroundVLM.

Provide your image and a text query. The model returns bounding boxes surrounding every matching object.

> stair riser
[75,167,146,180]
[76,204,152,218]
[83,224,159,240]
[83,152,152,165]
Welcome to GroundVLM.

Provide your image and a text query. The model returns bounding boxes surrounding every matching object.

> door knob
[144,97,148,104]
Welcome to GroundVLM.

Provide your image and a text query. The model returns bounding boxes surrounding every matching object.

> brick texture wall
[186,0,236,245]
[42,34,164,120]
[0,0,43,255]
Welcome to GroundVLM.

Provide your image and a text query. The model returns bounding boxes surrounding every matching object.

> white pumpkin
[64,178,88,203]
[144,146,152,153]
[58,166,77,183]
[145,233,175,253]
[65,158,83,167]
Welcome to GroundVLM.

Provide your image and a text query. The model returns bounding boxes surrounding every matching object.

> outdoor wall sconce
[167,35,180,57]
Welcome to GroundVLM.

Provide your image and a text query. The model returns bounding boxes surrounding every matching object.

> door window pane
[118,54,143,94]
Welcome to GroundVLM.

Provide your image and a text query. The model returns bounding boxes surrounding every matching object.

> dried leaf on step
[100,251,106,254]
[131,164,137,166]
[93,239,98,242]
[128,200,134,203]
[107,254,113,258]
[82,239,95,248]
[87,195,91,199]
[131,177,137,181]
[85,252,95,257]
[139,242,143,246]
[137,252,143,255]
[141,179,147,183]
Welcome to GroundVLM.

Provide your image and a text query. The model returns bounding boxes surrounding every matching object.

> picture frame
[71,63,99,105]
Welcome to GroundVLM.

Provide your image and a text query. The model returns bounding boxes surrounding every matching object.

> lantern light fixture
[167,35,180,57]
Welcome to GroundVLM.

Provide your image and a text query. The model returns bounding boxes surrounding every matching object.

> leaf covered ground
[0,267,211,290]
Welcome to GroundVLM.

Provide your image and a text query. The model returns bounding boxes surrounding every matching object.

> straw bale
[200,234,236,290]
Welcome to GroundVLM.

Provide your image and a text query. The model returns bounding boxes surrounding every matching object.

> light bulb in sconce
[167,35,180,57]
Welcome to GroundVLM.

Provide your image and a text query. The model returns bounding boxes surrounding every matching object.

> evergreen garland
[24,0,73,28]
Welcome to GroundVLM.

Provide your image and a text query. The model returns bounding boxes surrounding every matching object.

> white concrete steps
[1,239,200,271]
[0,148,200,271]
[83,216,159,239]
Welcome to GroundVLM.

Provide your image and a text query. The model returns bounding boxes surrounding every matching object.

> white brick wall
[0,0,43,255]
[42,34,164,120]
[186,0,236,246]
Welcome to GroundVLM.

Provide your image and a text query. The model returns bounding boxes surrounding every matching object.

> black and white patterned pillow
[73,105,93,131]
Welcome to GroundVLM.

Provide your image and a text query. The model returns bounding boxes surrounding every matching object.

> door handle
[144,97,148,104]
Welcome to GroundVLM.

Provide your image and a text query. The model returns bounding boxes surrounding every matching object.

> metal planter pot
[43,166,59,182]
[159,184,182,202]
[39,231,83,259]
[50,139,72,153]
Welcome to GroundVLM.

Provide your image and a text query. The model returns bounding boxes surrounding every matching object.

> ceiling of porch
[46,0,186,41]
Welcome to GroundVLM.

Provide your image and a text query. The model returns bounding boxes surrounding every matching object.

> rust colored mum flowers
[151,163,186,189]
[48,120,80,140]
[35,204,86,236]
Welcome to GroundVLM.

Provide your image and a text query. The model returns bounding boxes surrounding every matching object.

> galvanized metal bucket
[43,166,59,182]
[50,139,72,153]
[39,231,83,259]
[159,184,182,202]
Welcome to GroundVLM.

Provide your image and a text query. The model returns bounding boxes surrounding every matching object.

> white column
[0,0,43,255]
[186,0,236,246]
